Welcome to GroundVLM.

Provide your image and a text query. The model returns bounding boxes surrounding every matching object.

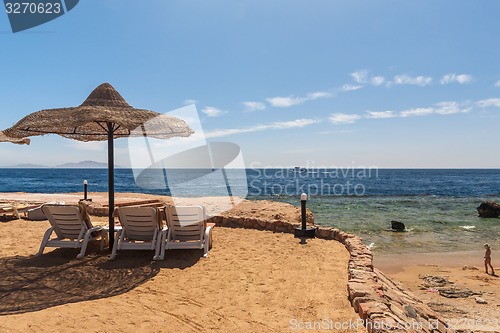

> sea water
[0,168,499,254]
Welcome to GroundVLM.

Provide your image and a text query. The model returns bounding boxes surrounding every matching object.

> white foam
[460,225,476,230]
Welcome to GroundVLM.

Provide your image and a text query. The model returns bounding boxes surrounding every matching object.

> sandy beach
[0,193,364,333]
[376,252,500,332]
[2,192,500,332]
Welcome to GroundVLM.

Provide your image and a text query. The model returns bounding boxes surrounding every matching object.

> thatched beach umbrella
[3,83,194,248]
[0,130,30,145]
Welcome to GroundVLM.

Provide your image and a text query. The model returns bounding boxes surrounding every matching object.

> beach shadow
[0,244,206,315]
[153,249,205,270]
[0,247,160,315]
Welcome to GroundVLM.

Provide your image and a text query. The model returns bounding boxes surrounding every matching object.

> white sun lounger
[37,204,106,259]
[155,205,213,260]
[110,206,166,260]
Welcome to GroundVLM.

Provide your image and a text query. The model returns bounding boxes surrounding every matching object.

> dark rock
[477,201,500,218]
[438,287,482,298]
[419,275,452,289]
[390,220,406,231]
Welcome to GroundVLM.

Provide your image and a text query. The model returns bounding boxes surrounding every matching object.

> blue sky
[1,0,500,168]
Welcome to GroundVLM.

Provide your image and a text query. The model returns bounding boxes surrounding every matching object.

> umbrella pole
[107,122,115,251]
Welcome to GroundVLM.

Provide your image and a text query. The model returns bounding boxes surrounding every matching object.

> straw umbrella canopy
[0,130,30,145]
[3,83,194,248]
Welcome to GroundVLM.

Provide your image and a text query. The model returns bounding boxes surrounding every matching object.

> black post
[107,122,115,250]
[301,193,307,230]
[293,193,315,243]
[83,180,88,200]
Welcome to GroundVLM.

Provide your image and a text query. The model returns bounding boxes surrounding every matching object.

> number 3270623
[5,2,62,14]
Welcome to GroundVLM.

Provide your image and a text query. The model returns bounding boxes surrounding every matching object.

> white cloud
[365,111,397,119]
[307,91,332,99]
[348,70,386,87]
[495,80,500,87]
[266,91,331,108]
[183,99,198,105]
[371,76,385,86]
[242,101,266,112]
[341,84,363,92]
[201,106,226,117]
[399,101,470,117]
[266,96,303,107]
[476,98,500,108]
[351,70,368,84]
[393,74,433,86]
[329,113,361,124]
[440,73,473,85]
[400,107,434,117]
[434,101,470,115]
[205,118,318,138]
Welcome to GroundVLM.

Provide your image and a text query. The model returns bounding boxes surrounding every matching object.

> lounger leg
[153,231,160,260]
[109,229,122,260]
[203,226,213,258]
[77,229,94,259]
[36,227,54,257]
[100,231,109,251]
[159,229,170,260]
[154,229,167,260]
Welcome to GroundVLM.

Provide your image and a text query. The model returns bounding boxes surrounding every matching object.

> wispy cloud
[371,76,385,86]
[266,96,302,107]
[338,100,473,123]
[400,107,435,117]
[346,70,385,89]
[242,101,266,112]
[205,118,318,138]
[393,74,433,86]
[365,111,397,119]
[495,80,500,88]
[201,106,227,117]
[306,91,331,99]
[329,113,361,124]
[183,99,198,105]
[476,98,500,108]
[440,73,473,85]
[351,70,368,84]
[341,84,363,92]
[266,91,332,108]
[400,101,470,117]
[434,101,471,114]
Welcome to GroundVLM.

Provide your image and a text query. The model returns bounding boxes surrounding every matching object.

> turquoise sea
[0,168,499,254]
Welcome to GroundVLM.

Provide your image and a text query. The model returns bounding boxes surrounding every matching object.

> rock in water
[477,201,500,218]
[390,220,405,231]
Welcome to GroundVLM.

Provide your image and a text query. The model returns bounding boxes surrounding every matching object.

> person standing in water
[484,244,495,275]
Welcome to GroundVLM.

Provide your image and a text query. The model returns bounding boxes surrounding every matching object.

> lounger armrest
[86,225,104,239]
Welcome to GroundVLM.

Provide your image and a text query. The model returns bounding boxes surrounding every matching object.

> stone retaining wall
[208,215,455,333]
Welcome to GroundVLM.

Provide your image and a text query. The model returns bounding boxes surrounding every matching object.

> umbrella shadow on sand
[0,244,203,315]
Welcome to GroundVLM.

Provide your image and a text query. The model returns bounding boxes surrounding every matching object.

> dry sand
[0,193,364,333]
[376,252,500,332]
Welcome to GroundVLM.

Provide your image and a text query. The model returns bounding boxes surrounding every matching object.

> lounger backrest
[166,206,205,242]
[42,205,86,239]
[117,207,159,242]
